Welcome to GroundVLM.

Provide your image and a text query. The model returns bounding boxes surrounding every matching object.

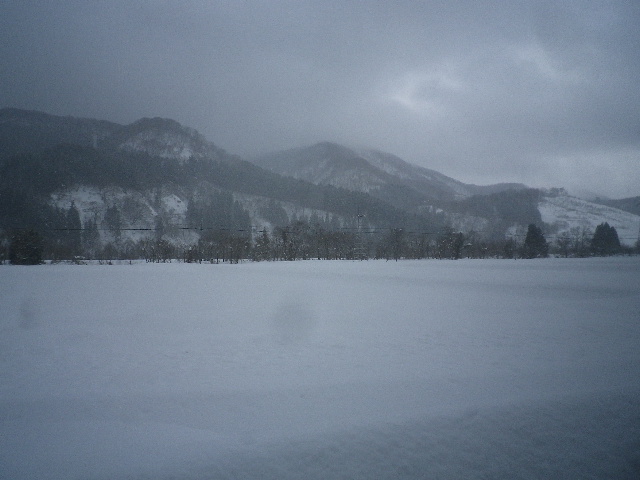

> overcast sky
[2,1,639,198]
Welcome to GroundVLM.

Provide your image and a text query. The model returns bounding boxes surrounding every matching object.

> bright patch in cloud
[385,70,464,114]
[512,44,582,83]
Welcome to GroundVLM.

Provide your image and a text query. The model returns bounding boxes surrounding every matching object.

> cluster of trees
[2,220,636,265]
[517,222,634,259]
[5,229,43,265]
[553,222,628,258]
[3,110,637,266]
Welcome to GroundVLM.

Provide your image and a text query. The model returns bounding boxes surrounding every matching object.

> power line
[7,225,638,242]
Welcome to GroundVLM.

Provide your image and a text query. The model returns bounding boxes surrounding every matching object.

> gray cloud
[1,0,639,197]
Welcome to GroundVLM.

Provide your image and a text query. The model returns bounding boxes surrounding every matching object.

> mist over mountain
[1,108,425,260]
[592,196,640,216]
[1,108,638,261]
[251,142,528,209]
[0,107,120,158]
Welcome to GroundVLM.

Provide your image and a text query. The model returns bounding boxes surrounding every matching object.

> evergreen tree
[591,222,621,256]
[522,224,548,259]
[9,229,43,265]
[253,228,271,261]
[82,216,101,258]
[0,230,9,264]
[66,202,82,254]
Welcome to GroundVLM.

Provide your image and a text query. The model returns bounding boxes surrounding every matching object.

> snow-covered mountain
[252,142,527,205]
[593,196,640,216]
[0,108,227,165]
[251,142,391,193]
[0,111,408,252]
[539,190,640,246]
[102,117,224,163]
[355,148,526,198]
[1,108,638,253]
[252,142,639,245]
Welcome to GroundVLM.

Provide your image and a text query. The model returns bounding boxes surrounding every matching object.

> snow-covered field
[1,258,639,479]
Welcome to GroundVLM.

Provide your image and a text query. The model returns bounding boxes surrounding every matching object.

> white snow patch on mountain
[448,213,491,233]
[120,130,195,161]
[49,186,185,244]
[540,194,640,245]
[161,194,187,216]
[50,186,107,223]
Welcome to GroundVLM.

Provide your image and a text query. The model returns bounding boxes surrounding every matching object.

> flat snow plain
[1,257,639,479]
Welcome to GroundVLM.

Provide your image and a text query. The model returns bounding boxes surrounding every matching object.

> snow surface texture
[1,258,639,479]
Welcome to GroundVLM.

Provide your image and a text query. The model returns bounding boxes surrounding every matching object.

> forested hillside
[1,108,638,263]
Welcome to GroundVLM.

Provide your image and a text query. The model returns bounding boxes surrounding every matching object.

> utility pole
[354,207,367,260]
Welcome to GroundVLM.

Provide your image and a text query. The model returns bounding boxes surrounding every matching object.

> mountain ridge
[1,108,638,259]
[251,142,529,206]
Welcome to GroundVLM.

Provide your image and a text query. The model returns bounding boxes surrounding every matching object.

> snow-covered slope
[539,191,640,246]
[252,142,390,193]
[0,109,224,165]
[106,117,222,163]
[2,258,639,479]
[47,184,350,247]
[253,143,527,204]
[4,109,638,247]
[356,147,473,198]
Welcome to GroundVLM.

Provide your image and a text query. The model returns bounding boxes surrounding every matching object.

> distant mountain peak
[130,116,183,128]
[252,142,391,193]
[105,116,220,163]
[252,142,529,209]
[0,108,225,164]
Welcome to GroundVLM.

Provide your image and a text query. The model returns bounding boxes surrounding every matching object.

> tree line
[2,220,636,265]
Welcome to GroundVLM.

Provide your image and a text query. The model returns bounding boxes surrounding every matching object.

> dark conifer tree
[522,224,548,259]
[253,228,271,261]
[9,229,43,265]
[66,202,82,254]
[82,217,100,257]
[591,222,621,256]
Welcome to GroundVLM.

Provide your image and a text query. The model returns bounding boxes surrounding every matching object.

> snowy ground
[1,258,639,479]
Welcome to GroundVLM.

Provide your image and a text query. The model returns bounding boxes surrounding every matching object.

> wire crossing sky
[1,1,639,198]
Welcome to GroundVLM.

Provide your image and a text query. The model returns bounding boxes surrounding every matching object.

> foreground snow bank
[1,258,639,479]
